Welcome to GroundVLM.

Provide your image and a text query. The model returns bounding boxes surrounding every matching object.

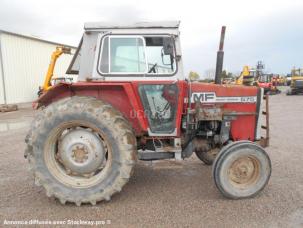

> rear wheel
[213,141,271,199]
[195,149,219,165]
[25,96,137,206]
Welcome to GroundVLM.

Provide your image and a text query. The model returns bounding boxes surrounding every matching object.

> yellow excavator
[287,67,303,95]
[235,63,280,94]
[38,46,72,96]
[236,66,256,86]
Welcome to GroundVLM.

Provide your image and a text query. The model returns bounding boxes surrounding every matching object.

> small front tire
[213,141,271,199]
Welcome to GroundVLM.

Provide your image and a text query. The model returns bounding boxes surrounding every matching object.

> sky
[0,0,303,77]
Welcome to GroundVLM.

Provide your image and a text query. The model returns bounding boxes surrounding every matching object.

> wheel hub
[72,144,89,163]
[58,129,105,175]
[228,157,259,186]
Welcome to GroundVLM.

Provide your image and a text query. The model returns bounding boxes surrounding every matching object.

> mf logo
[191,92,216,103]
[190,92,257,103]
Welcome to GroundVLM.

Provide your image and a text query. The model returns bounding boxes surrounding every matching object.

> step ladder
[260,94,269,147]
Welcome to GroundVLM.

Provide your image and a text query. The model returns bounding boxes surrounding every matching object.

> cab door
[138,83,179,136]
[135,35,182,136]
[92,33,184,135]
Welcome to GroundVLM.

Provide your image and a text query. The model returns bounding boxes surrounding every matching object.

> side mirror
[161,37,175,67]
[163,37,174,55]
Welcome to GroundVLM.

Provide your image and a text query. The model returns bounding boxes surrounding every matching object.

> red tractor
[25,22,271,206]
[256,74,280,95]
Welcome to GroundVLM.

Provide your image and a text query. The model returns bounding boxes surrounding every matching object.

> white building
[0,30,76,104]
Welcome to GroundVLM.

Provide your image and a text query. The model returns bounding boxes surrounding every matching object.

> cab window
[100,36,146,74]
[99,35,176,75]
[145,37,176,74]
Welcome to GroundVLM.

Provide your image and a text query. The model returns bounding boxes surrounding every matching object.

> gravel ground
[0,87,302,227]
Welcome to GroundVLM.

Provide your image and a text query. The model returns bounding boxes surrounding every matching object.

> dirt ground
[0,87,302,227]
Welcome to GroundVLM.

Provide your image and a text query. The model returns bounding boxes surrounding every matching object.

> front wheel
[212,141,271,199]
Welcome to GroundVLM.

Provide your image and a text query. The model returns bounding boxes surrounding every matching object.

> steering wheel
[148,63,157,73]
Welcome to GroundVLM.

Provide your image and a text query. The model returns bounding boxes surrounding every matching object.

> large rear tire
[212,141,271,199]
[195,149,219,165]
[25,96,137,206]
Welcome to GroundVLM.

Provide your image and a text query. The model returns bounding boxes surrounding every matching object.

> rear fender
[34,82,148,135]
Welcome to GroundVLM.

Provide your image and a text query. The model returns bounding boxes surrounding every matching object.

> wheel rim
[228,156,260,188]
[58,128,106,176]
[44,120,112,188]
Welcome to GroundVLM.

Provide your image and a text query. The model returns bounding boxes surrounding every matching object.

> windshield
[259,75,269,82]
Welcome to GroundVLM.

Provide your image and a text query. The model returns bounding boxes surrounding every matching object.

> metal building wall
[0,34,5,104]
[0,32,76,104]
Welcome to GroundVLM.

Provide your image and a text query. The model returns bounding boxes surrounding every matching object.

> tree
[204,68,216,80]
[227,72,233,78]
[221,70,228,79]
[221,70,234,79]
[188,71,200,81]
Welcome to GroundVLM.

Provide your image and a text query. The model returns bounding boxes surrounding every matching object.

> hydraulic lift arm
[42,46,71,91]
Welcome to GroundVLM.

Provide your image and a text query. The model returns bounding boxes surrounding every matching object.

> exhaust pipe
[215,26,226,84]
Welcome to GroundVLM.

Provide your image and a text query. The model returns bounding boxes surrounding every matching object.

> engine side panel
[189,83,260,141]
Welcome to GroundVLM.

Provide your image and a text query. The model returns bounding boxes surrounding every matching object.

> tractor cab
[258,74,270,83]
[67,21,184,81]
[67,21,184,136]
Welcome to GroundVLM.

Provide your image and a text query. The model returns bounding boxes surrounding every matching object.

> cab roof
[84,21,180,30]
[67,21,181,75]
